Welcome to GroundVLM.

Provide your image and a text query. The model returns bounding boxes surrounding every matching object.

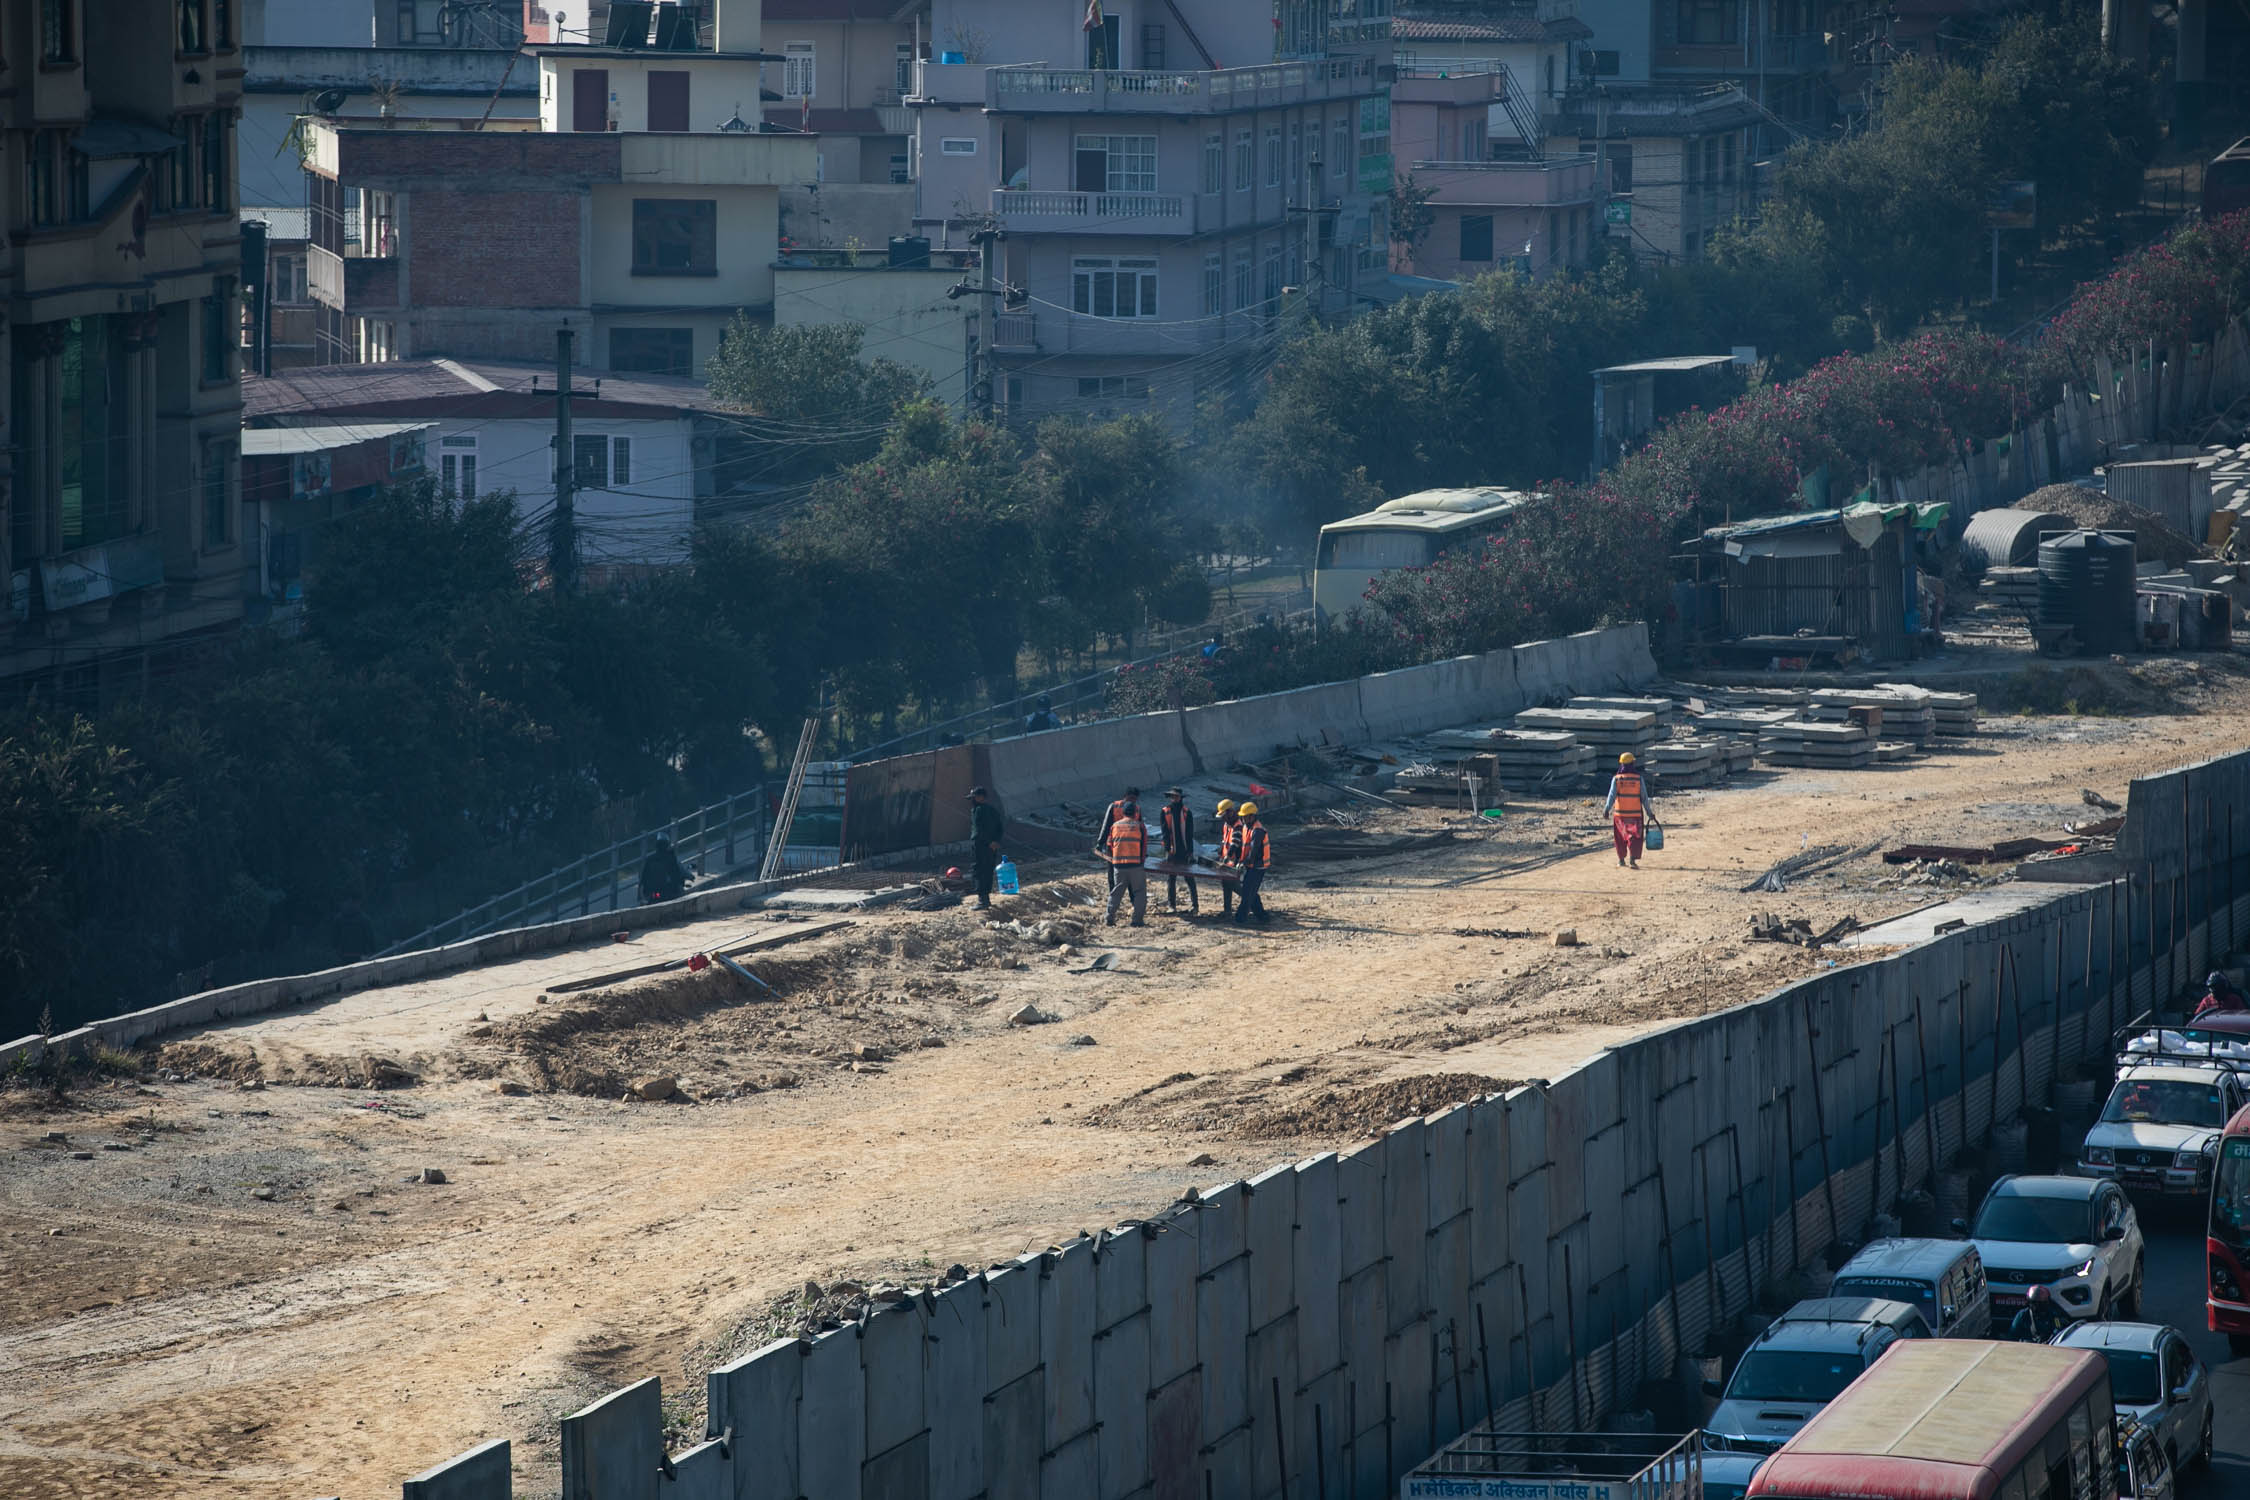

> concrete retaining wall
[984,625,1656,813]
[393,740,2249,1500]
[0,839,972,1073]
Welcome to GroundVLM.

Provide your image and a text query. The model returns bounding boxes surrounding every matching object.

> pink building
[1387,66,1596,281]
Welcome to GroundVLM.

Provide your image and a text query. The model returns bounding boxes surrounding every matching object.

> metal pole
[1990,227,2000,305]
[552,328,577,592]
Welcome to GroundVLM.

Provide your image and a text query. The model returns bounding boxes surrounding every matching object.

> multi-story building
[1392,0,1591,123]
[760,0,920,248]
[301,0,817,374]
[908,0,1396,424]
[1548,79,1758,263]
[1388,63,1597,280]
[0,0,251,688]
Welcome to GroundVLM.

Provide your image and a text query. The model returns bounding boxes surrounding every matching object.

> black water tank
[2037,529,2137,654]
[889,235,931,267]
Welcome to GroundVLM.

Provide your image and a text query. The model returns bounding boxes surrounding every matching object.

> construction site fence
[1880,315,2250,528]
[386,746,2250,1498]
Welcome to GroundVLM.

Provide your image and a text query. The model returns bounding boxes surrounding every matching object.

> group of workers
[1095,786,1272,928]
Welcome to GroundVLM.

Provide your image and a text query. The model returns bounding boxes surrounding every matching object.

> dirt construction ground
[3,658,2244,1500]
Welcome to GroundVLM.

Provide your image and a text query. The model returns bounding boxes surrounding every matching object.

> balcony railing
[993,189,1197,233]
[986,308,1233,356]
[987,56,1378,114]
[1409,155,1599,206]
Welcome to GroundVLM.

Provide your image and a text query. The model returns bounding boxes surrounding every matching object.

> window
[178,0,205,53]
[202,278,233,382]
[611,436,633,484]
[1203,253,1222,316]
[202,440,232,547]
[1074,134,1156,194]
[632,199,717,274]
[1202,133,1223,195]
[1609,144,1633,193]
[214,0,231,47]
[1684,230,1701,260]
[358,318,395,361]
[440,435,478,500]
[1261,245,1281,307]
[1233,251,1252,310]
[41,0,74,62]
[1677,0,1739,45]
[1332,116,1349,178]
[1072,256,1157,318]
[1459,213,1494,262]
[1085,14,1118,68]
[611,327,695,376]
[783,41,815,99]
[575,434,612,489]
[940,137,977,155]
[201,112,228,211]
[1263,127,1282,187]
[1076,375,1150,399]
[1589,48,1621,75]
[1140,23,1165,69]
[895,40,914,95]
[1289,121,1303,197]
[365,189,396,256]
[272,253,306,303]
[1233,129,1253,191]
[1357,96,1389,179]
[24,133,57,227]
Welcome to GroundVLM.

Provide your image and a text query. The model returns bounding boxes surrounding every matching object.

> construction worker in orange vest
[1213,798,1243,919]
[1102,793,1150,926]
[1232,802,1272,926]
[1602,752,1654,869]
[1094,785,1140,895]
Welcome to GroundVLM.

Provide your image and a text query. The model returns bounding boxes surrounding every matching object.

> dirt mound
[1234,1072,1518,1138]
[2021,483,2203,567]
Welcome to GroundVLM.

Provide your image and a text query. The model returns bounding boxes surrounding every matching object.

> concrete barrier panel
[1198,1257,1251,1437]
[1093,1309,1151,1500]
[923,1280,985,1500]
[403,1438,511,1500]
[983,1370,1042,1500]
[1336,1139,1384,1277]
[1147,1370,1202,1500]
[799,1332,864,1500]
[1244,1163,1296,1330]
[1041,1237,1097,1450]
[668,1439,732,1500]
[1291,1154,1342,1382]
[1467,1096,1510,1281]
[1146,1207,1199,1387]
[862,1303,926,1458]
[561,1378,661,1500]
[1196,1181,1246,1272]
[863,1434,929,1500]
[984,1259,1040,1388]
[1094,1225,1147,1332]
[1426,1103,1471,1226]
[707,1339,800,1500]
[1382,1121,1429,1332]
[1246,1312,1300,1495]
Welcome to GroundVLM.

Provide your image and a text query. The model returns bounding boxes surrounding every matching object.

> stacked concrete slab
[1567,695,1677,727]
[389,746,2250,1500]
[1425,728,1595,787]
[1756,721,1875,768]
[1805,688,1937,743]
[1874,683,1979,736]
[1510,707,1660,755]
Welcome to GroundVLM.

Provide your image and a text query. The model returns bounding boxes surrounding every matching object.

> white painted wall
[422,416,696,565]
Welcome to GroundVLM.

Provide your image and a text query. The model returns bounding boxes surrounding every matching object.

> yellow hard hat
[1239,801,1259,816]
[1618,752,1636,765]
[1216,798,1236,814]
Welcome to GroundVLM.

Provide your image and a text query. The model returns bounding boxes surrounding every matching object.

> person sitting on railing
[640,836,691,905]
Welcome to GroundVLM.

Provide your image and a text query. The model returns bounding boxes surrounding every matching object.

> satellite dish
[311,87,350,114]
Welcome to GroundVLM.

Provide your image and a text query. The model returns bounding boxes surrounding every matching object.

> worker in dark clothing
[1024,695,1061,733]
[968,786,1005,910]
[639,835,690,904]
[2007,1284,2065,1342]
[1094,786,1140,893]
[1214,799,1242,919]
[1159,787,1198,914]
[2196,970,2248,1020]
[1233,802,1272,926]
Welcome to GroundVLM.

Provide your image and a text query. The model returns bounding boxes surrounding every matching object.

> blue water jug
[995,858,1020,895]
[1644,823,1664,852]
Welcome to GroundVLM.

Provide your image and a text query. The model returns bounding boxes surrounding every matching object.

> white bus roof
[1320,487,1541,536]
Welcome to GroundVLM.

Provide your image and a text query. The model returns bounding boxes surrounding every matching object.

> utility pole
[551,327,577,593]
[947,216,1012,419]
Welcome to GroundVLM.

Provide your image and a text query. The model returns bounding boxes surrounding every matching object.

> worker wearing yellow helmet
[1213,799,1243,920]
[1602,751,1654,869]
[1232,801,1272,926]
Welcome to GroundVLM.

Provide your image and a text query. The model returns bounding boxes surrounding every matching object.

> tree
[702,317,929,482]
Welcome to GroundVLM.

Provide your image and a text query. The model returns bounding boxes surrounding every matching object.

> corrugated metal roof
[241,421,435,456]
[1594,354,1738,374]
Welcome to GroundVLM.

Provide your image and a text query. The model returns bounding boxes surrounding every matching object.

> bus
[1311,486,1539,624]
[1746,1340,2116,1500]
[2210,1100,2250,1355]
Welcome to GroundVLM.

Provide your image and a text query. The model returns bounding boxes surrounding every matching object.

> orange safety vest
[1240,822,1272,870]
[1612,772,1644,820]
[1219,817,1243,861]
[1106,806,1147,863]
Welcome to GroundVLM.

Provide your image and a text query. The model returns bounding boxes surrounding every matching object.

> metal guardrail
[381,589,1311,958]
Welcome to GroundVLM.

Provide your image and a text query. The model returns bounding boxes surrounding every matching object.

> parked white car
[1702,1298,1929,1454]
[2051,1321,2213,1476]
[1965,1174,2144,1323]
[2080,1063,2241,1199]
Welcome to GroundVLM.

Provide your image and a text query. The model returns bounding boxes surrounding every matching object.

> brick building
[304,0,816,375]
